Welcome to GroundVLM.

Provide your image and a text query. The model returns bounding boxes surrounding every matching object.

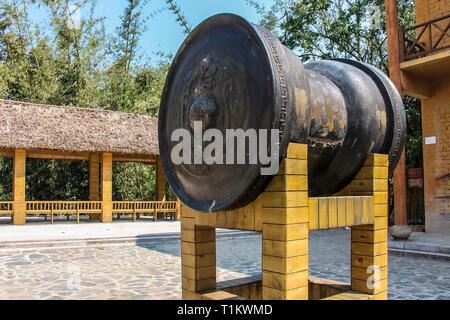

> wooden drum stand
[180,143,389,300]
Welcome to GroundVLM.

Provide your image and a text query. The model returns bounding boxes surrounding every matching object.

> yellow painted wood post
[350,154,389,300]
[154,200,160,222]
[101,153,113,223]
[89,153,100,221]
[181,212,216,300]
[76,203,80,224]
[175,198,181,221]
[12,149,27,225]
[261,144,309,300]
[156,156,166,202]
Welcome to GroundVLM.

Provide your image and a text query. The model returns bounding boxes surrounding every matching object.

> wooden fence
[26,201,102,223]
[0,202,13,215]
[113,201,178,221]
[0,201,179,223]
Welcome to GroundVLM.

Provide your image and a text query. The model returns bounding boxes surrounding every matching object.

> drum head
[159,14,284,212]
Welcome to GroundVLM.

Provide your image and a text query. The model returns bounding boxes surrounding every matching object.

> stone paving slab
[0,229,449,300]
[389,231,450,257]
[389,248,450,262]
[309,229,450,300]
[0,219,182,242]
[0,220,257,249]
[1,220,449,258]
[0,230,259,250]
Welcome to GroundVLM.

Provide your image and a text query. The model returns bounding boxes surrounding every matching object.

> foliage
[248,0,422,169]
[26,159,89,201]
[0,158,12,200]
[0,0,423,204]
[166,0,191,34]
[404,96,422,168]
[0,0,174,201]
[112,162,155,201]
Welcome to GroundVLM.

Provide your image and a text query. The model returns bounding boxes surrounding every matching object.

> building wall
[413,0,450,234]
[416,0,450,22]
[415,0,450,46]
[422,80,450,234]
[414,0,450,47]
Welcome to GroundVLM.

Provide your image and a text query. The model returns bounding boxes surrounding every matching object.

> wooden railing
[0,201,179,223]
[401,14,450,62]
[0,202,13,215]
[113,201,178,221]
[26,201,102,224]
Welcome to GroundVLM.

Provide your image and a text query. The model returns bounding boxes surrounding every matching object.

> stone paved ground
[0,230,449,300]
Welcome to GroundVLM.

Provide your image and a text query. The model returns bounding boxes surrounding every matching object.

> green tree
[248,0,421,169]
[166,0,191,34]
[43,0,106,107]
[0,0,57,102]
[0,158,12,200]
[113,162,155,201]
[0,0,171,203]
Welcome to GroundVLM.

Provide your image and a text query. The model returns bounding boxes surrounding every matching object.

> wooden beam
[400,71,433,99]
[5,148,157,163]
[351,156,389,300]
[262,144,309,300]
[113,153,157,164]
[89,153,100,221]
[0,149,13,158]
[385,0,407,227]
[393,149,407,225]
[89,153,100,201]
[400,50,450,80]
[181,223,217,298]
[385,0,402,89]
[26,149,90,161]
[156,156,166,201]
[12,149,27,225]
[101,153,113,223]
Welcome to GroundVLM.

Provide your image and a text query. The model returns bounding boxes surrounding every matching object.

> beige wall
[414,0,450,47]
[422,79,450,233]
[413,0,450,233]
[415,0,450,22]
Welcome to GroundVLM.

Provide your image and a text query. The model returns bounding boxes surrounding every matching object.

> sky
[28,0,274,65]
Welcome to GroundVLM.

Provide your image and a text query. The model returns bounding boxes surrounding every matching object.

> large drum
[159,14,406,212]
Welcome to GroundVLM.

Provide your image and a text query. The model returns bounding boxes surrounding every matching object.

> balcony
[401,14,450,62]
[400,14,450,99]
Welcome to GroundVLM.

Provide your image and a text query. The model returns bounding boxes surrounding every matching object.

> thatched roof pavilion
[0,99,159,158]
[0,99,168,225]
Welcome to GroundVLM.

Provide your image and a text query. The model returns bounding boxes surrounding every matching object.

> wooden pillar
[156,157,166,201]
[350,154,389,300]
[181,218,216,300]
[12,149,27,225]
[101,153,113,223]
[393,150,407,225]
[89,153,100,221]
[175,199,181,221]
[385,0,402,87]
[261,144,309,300]
[385,0,407,226]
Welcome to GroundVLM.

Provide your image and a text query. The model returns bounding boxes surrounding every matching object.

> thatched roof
[0,99,159,156]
